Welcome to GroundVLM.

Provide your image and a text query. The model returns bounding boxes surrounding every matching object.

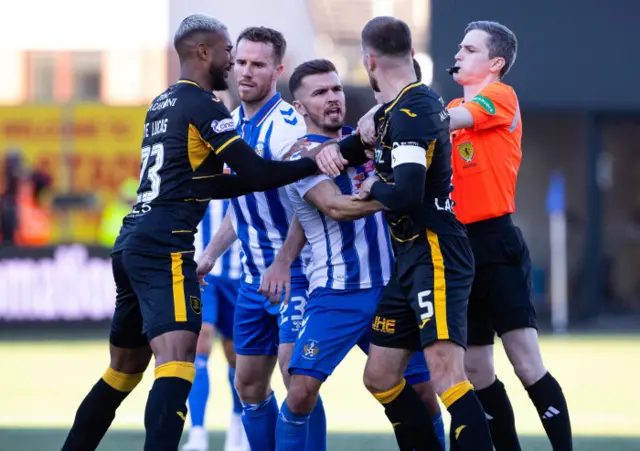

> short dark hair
[173,14,228,59]
[465,21,517,77]
[288,59,337,98]
[236,26,287,64]
[413,58,422,81]
[361,16,412,57]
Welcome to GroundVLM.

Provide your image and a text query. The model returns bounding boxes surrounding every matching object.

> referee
[447,21,573,451]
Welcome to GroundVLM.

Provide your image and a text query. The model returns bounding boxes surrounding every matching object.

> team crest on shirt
[255,142,265,157]
[302,339,320,360]
[190,296,202,315]
[458,142,474,162]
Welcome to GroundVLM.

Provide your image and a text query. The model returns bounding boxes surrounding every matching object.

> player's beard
[308,110,343,134]
[369,73,380,93]
[210,65,228,91]
[238,75,275,106]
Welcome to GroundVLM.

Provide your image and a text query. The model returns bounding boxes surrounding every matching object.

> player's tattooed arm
[259,216,306,304]
[304,179,384,221]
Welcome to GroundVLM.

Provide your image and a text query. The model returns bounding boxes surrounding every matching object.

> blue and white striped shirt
[194,200,242,280]
[230,93,310,287]
[285,132,394,293]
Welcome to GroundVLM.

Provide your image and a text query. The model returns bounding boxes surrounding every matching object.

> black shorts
[466,215,537,346]
[110,250,202,348]
[371,231,474,351]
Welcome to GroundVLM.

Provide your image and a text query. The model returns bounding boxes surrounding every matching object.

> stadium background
[0,0,638,449]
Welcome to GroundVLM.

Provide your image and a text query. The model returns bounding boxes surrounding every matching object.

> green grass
[1,334,639,450]
[2,429,639,451]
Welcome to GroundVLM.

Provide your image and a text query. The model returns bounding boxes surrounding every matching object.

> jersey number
[417,290,434,322]
[138,143,165,203]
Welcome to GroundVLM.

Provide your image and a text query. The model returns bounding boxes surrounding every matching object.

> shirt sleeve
[389,102,443,169]
[270,115,308,161]
[191,92,241,153]
[459,83,519,132]
[293,174,332,198]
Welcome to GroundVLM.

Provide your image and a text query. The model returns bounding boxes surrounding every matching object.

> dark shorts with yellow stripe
[109,250,202,348]
[371,231,474,351]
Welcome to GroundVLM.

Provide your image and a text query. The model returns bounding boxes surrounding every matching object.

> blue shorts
[202,275,240,340]
[289,287,430,384]
[234,281,308,356]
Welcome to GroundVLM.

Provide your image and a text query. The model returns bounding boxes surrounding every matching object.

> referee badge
[458,142,474,162]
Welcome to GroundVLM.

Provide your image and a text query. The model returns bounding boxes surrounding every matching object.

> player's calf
[464,344,497,389]
[185,323,216,451]
[275,374,322,451]
[502,327,546,386]
[61,345,150,451]
[503,328,573,450]
[424,341,493,451]
[364,345,444,451]
[221,338,249,451]
[411,380,446,449]
[464,344,521,451]
[235,354,279,451]
[144,330,199,451]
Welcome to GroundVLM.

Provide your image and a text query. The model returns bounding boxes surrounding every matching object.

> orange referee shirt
[448,81,522,225]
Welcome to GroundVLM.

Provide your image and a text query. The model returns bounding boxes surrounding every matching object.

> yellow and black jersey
[113,80,241,255]
[371,82,466,243]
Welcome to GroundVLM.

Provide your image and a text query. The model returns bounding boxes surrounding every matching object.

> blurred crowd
[0,150,52,246]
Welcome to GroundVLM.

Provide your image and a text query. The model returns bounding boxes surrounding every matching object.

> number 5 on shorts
[417,290,434,329]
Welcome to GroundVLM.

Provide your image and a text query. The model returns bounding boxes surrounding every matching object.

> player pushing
[60,14,320,451]
[258,59,445,450]
[447,20,573,450]
[315,17,493,451]
[195,27,327,451]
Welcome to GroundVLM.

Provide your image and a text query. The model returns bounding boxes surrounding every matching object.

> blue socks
[306,396,326,451]
[242,391,279,451]
[276,400,311,451]
[187,354,209,427]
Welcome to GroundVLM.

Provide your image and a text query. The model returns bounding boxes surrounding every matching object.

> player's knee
[286,376,321,415]
[150,330,198,366]
[109,344,152,375]
[463,345,496,390]
[363,364,402,395]
[234,369,271,403]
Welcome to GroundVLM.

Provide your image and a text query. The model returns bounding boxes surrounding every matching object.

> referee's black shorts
[466,214,537,346]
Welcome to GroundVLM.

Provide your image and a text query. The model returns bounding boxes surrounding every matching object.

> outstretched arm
[304,178,384,221]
